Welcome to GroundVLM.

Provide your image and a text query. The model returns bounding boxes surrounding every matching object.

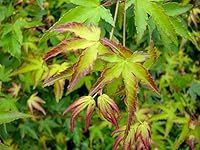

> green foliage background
[0,0,200,149]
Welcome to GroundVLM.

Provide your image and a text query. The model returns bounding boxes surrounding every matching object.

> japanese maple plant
[9,0,197,149]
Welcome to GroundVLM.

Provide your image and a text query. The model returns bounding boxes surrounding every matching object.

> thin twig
[110,0,120,40]
[123,0,126,46]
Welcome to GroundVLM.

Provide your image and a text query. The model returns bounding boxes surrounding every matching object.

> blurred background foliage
[0,0,199,149]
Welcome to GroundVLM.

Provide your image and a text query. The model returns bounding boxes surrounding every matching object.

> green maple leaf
[59,0,114,26]
[132,0,194,48]
[89,38,159,128]
[0,19,29,59]
[40,0,114,42]
[149,104,188,137]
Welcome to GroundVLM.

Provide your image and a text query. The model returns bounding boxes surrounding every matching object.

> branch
[110,0,120,40]
[123,0,126,46]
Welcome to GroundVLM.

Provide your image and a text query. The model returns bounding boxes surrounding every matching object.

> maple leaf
[40,0,114,42]
[27,92,46,115]
[63,96,96,131]
[90,38,159,131]
[44,22,110,92]
[126,0,195,49]
[8,82,21,97]
[97,94,121,128]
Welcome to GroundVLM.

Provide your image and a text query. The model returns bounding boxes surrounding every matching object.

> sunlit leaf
[44,38,96,60]
[128,62,159,94]
[55,22,100,41]
[68,43,98,91]
[63,96,96,131]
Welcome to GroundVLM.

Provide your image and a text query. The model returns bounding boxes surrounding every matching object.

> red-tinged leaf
[31,101,46,115]
[103,95,121,117]
[89,63,123,96]
[27,92,46,115]
[123,123,141,150]
[113,134,124,150]
[63,96,96,130]
[34,97,45,104]
[85,102,96,131]
[54,79,65,103]
[70,103,88,130]
[44,38,96,61]
[129,62,159,94]
[8,82,21,97]
[67,43,99,91]
[112,126,126,150]
[97,94,121,127]
[54,22,101,41]
[122,65,138,132]
[106,106,119,127]
[123,128,135,150]
[63,96,90,115]
[135,121,151,150]
[112,121,151,150]
[100,38,132,58]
